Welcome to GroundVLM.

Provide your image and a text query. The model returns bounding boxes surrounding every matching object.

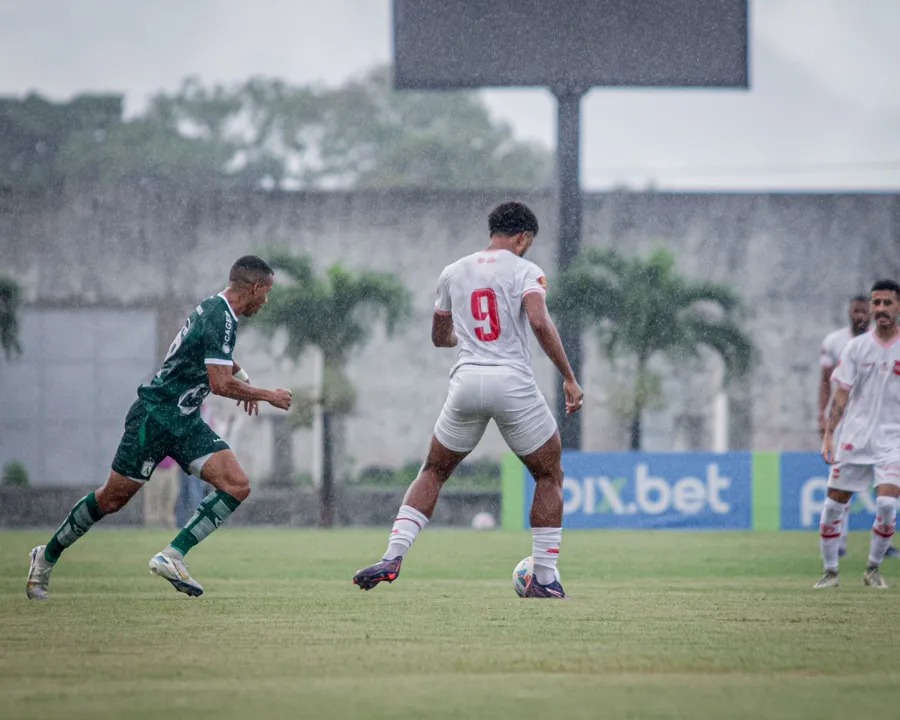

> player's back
[437,249,547,378]
[820,326,852,369]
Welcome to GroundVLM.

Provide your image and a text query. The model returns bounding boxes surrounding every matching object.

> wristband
[234,368,250,383]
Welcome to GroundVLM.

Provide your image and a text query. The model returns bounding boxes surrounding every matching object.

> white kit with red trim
[434,249,547,379]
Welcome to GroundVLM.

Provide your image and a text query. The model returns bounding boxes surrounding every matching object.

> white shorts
[827,461,900,493]
[433,365,557,457]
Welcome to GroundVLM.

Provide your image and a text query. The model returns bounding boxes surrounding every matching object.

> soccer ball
[512,556,561,597]
[512,556,534,597]
[471,511,497,530]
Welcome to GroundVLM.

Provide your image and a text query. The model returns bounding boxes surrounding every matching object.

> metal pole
[320,409,335,528]
[554,86,585,450]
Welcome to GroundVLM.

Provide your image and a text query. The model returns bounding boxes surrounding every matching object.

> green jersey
[139,293,239,435]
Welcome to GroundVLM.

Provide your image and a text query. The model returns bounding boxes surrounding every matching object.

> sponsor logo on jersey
[223,311,234,345]
[222,344,231,354]
[893,361,900,376]
[141,460,154,478]
[177,385,209,415]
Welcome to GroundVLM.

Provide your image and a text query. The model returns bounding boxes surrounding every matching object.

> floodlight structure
[394,0,748,449]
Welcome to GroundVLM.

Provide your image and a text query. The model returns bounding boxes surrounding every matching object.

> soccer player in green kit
[26,256,293,599]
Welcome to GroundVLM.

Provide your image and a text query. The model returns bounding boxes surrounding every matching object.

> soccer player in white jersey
[818,295,871,557]
[819,296,870,436]
[815,279,900,589]
[352,201,584,598]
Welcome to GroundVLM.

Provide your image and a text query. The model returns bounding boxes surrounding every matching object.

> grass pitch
[1,527,898,720]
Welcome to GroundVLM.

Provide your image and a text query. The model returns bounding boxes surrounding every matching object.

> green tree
[57,117,233,187]
[312,66,552,189]
[0,93,122,189]
[550,249,754,450]
[52,67,551,190]
[253,251,412,526]
[0,275,22,359]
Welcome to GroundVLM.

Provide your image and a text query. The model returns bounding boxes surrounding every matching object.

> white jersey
[820,327,853,369]
[832,331,900,464]
[434,249,547,378]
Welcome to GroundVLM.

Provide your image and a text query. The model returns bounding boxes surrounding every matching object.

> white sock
[820,497,846,572]
[839,502,851,553]
[867,496,897,568]
[532,527,562,585]
[384,505,428,560]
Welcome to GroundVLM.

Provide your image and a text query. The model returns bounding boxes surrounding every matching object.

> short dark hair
[488,201,539,237]
[850,294,869,304]
[230,255,273,286]
[871,279,900,296]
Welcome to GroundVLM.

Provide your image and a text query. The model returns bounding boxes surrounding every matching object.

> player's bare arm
[230,361,259,415]
[821,384,849,464]
[207,363,292,410]
[818,366,834,437]
[431,312,457,347]
[523,292,583,414]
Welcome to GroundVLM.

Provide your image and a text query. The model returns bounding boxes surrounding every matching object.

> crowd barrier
[501,452,879,531]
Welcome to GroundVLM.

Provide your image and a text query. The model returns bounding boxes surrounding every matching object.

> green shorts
[111,399,230,482]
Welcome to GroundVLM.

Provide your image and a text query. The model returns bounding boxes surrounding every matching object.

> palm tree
[0,275,23,359]
[550,248,754,450]
[253,251,412,526]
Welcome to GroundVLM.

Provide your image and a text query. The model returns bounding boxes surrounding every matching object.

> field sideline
[2,528,898,720]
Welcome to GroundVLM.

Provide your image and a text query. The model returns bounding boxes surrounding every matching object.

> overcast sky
[1,0,898,191]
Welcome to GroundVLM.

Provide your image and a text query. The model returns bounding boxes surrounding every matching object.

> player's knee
[419,461,446,483]
[874,495,898,530]
[223,474,251,502]
[532,466,563,488]
[535,475,563,499]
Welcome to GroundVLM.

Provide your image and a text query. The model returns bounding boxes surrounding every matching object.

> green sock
[168,490,242,556]
[44,492,104,564]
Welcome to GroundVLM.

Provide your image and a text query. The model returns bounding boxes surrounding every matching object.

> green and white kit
[112,293,238,481]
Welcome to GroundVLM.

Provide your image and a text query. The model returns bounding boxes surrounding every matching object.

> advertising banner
[779,452,878,531]
[500,451,879,531]
[524,452,753,530]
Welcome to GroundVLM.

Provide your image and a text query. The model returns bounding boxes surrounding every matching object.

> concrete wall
[2,186,898,485]
[0,307,156,486]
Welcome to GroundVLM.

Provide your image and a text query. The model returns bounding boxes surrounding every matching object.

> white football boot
[26,545,54,600]
[863,566,888,589]
[813,570,839,589]
[149,551,204,597]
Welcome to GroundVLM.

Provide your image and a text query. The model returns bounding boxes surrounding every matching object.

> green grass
[2,528,899,720]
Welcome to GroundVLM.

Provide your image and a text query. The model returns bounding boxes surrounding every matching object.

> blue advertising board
[779,452,878,531]
[523,452,754,530]
[502,451,884,531]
